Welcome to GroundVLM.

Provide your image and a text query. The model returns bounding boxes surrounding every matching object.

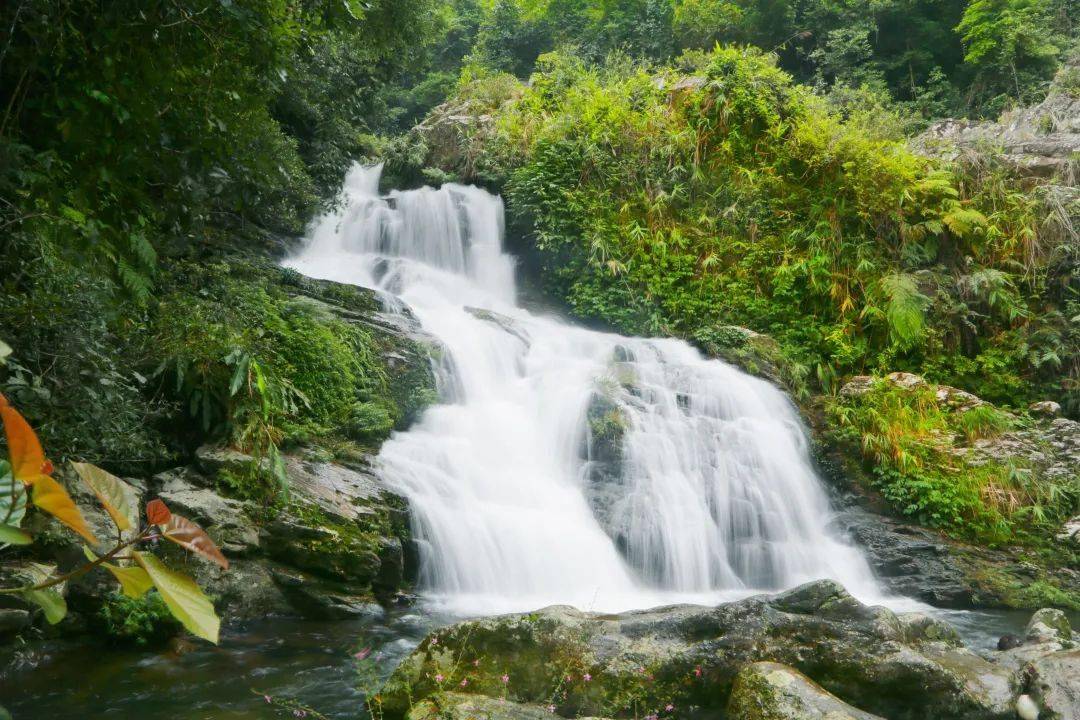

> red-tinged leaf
[161,513,229,570]
[0,394,49,486]
[32,474,99,544]
[146,498,171,525]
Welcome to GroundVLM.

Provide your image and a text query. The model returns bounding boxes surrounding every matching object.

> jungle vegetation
[0,1,1077,553]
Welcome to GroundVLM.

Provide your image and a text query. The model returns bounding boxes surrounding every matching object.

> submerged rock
[726,662,885,720]
[380,580,1017,720]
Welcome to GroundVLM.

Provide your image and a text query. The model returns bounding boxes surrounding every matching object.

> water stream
[285,163,883,614]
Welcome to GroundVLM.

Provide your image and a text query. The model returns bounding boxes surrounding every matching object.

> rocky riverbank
[380,580,1078,720]
[0,261,440,652]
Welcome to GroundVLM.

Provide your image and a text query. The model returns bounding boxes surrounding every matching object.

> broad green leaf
[71,462,132,531]
[32,474,99,544]
[0,461,27,530]
[19,563,67,625]
[82,546,153,599]
[134,552,220,643]
[0,339,10,364]
[0,525,32,545]
[0,395,50,485]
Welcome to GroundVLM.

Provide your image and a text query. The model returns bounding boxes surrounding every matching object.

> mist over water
[286,163,884,614]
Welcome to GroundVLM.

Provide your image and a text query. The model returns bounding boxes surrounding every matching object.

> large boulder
[726,662,885,720]
[380,580,1015,720]
[1022,650,1079,720]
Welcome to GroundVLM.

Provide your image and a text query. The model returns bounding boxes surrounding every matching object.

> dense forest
[1,2,1079,717]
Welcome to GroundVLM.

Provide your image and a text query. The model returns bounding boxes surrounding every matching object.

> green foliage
[957,0,1067,112]
[0,400,226,642]
[827,379,1077,544]
[465,47,1072,407]
[97,591,179,647]
[143,260,407,503]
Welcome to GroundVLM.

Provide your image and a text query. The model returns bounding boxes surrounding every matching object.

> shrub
[98,592,179,647]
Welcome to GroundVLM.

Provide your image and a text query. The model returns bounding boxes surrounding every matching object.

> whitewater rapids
[285,163,889,615]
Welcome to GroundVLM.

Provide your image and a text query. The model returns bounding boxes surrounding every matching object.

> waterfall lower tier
[285,163,883,614]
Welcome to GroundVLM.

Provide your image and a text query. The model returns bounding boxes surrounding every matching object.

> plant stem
[0,526,152,594]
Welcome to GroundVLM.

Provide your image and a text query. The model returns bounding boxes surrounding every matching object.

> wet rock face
[381,580,1021,720]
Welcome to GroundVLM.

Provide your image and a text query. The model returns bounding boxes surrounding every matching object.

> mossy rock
[727,662,885,720]
[380,580,1014,720]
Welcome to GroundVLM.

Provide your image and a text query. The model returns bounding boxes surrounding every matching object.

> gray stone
[0,609,30,635]
[194,444,259,476]
[408,693,581,720]
[381,580,1015,720]
[1023,649,1080,720]
[1025,608,1073,645]
[1029,401,1062,417]
[464,307,531,346]
[727,662,885,720]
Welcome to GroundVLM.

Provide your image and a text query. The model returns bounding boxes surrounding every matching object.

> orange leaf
[162,514,229,570]
[0,394,50,485]
[146,498,171,525]
[31,474,98,544]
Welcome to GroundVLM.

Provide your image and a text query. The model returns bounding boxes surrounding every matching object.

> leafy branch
[0,392,228,643]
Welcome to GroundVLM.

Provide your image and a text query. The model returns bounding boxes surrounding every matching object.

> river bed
[2,605,1073,719]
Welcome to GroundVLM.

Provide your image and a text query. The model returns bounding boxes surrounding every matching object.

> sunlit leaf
[82,546,153,599]
[0,394,50,485]
[0,525,32,545]
[161,514,229,570]
[71,462,132,531]
[146,498,171,525]
[134,551,219,643]
[31,474,99,544]
[0,339,10,364]
[19,563,67,625]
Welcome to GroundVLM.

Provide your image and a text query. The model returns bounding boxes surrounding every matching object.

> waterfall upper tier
[285,163,884,614]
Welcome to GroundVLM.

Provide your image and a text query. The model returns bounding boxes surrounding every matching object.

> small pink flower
[263,695,272,704]
[565,675,573,682]
[473,659,480,667]
[583,673,591,682]
[547,705,556,713]
[460,679,468,687]
[431,637,439,645]
[501,674,510,684]
[354,647,371,660]
[693,666,702,677]
[665,705,675,712]
[435,674,444,683]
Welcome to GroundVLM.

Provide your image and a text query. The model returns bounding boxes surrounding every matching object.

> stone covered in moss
[726,662,884,720]
[380,580,1016,720]
[408,693,582,720]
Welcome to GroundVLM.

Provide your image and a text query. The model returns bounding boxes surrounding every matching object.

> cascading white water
[286,163,883,614]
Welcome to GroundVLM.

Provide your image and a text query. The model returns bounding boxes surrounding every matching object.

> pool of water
[0,605,1071,719]
[0,609,440,720]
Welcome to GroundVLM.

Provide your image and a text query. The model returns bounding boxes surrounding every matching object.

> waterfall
[286,163,882,614]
